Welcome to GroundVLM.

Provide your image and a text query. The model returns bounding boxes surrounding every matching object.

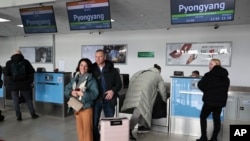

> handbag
[67,97,83,112]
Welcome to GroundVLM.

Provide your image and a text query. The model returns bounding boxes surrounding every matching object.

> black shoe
[137,126,150,133]
[130,129,136,140]
[196,137,208,141]
[17,116,22,121]
[0,115,4,122]
[31,114,39,119]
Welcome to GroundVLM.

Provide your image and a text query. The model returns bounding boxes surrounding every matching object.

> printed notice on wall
[58,60,65,72]
[166,42,232,66]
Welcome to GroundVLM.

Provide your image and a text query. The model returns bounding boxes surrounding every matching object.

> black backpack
[11,61,28,80]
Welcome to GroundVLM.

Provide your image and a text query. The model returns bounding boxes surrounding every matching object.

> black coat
[4,54,35,90]
[198,65,230,107]
[93,60,122,105]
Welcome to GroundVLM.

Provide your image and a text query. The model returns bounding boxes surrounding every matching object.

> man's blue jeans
[93,100,115,141]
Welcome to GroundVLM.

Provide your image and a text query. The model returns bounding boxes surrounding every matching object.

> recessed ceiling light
[0,18,10,22]
[17,25,23,27]
[111,19,115,22]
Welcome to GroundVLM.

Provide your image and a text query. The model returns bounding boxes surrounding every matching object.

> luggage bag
[100,117,129,141]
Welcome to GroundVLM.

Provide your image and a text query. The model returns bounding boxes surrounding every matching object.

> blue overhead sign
[66,0,111,30]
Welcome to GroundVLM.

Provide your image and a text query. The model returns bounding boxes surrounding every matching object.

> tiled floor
[0,109,248,141]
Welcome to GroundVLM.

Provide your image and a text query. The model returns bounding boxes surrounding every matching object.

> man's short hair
[192,70,200,75]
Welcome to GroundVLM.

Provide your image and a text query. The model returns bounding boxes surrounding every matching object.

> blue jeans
[93,100,115,141]
[11,90,36,117]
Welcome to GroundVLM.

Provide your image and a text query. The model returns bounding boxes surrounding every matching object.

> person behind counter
[197,59,230,141]
[64,58,99,141]
[121,64,167,140]
[191,70,200,77]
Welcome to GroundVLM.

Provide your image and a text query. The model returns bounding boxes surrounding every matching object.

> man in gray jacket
[121,64,167,140]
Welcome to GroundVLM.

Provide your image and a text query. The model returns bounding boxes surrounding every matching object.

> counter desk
[0,84,3,108]
[34,72,72,117]
[0,74,4,108]
[170,76,250,137]
[169,76,224,137]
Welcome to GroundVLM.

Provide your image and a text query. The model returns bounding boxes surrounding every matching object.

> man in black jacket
[4,50,39,121]
[197,58,230,141]
[92,49,122,141]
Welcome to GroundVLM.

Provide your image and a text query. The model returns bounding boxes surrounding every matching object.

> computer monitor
[173,71,184,76]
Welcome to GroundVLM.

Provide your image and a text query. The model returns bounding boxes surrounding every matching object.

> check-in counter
[0,83,3,108]
[0,74,5,108]
[0,87,3,98]
[34,72,71,117]
[169,76,224,136]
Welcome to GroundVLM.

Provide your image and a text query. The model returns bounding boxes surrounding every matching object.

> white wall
[1,24,250,86]
[0,35,54,71]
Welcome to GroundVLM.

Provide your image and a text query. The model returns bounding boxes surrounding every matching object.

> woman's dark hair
[154,64,161,72]
[75,58,93,73]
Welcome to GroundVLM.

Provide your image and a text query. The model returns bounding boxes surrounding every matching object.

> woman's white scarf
[72,72,88,100]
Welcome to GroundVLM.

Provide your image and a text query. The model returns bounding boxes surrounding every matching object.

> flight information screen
[171,0,235,24]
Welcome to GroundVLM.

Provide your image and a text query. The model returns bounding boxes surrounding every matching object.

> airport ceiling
[0,0,250,37]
